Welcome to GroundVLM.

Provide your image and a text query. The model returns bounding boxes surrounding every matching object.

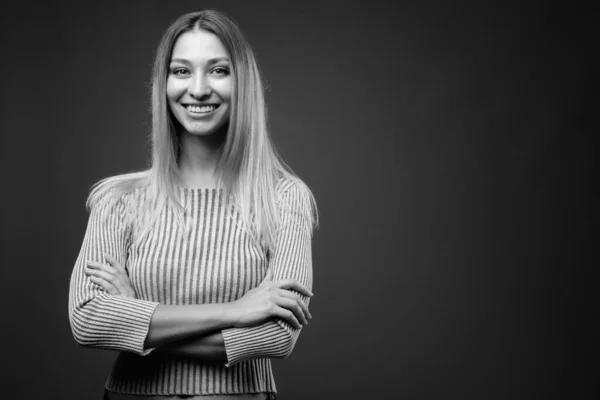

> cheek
[215,79,233,102]
[166,78,183,103]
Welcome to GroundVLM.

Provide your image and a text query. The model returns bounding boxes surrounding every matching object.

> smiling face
[167,29,233,137]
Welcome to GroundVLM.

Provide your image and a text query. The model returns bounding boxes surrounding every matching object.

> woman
[68,9,317,400]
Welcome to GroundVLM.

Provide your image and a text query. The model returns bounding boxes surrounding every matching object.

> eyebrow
[170,57,230,66]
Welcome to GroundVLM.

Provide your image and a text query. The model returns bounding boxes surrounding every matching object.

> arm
[68,195,235,355]
[153,331,227,363]
[221,182,314,367]
[69,196,159,355]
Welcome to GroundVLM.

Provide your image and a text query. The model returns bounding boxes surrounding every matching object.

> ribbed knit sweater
[68,178,313,396]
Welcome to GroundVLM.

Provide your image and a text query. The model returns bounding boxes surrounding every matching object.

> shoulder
[87,170,151,216]
[275,176,310,205]
[275,175,315,199]
[275,176,298,198]
[274,175,318,230]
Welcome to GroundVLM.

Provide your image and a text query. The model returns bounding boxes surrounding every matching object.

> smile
[184,104,219,114]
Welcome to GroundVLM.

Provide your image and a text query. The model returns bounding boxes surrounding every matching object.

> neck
[177,129,225,189]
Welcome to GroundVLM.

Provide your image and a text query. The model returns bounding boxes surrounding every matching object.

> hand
[84,253,137,298]
[228,268,313,329]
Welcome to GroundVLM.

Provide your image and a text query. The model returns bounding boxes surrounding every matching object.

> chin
[174,109,229,137]
[184,122,228,138]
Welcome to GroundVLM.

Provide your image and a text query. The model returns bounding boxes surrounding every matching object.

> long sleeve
[221,182,313,366]
[68,194,160,355]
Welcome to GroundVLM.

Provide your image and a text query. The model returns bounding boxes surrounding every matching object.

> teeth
[186,104,217,113]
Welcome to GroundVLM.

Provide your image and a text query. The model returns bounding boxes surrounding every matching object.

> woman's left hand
[84,253,137,298]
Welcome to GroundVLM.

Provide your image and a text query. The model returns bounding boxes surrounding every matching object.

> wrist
[221,301,239,328]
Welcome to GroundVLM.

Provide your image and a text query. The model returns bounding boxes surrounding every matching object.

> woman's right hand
[228,268,313,329]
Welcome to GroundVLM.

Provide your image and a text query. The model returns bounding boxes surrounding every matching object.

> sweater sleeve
[68,194,160,356]
[221,182,313,367]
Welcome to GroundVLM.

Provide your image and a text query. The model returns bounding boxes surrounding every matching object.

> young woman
[68,9,317,400]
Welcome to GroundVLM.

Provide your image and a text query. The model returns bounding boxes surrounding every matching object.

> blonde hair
[87,10,317,251]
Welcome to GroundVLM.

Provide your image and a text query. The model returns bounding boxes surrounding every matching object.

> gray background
[0,0,596,399]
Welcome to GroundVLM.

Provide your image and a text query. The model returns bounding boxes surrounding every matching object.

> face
[167,29,232,137]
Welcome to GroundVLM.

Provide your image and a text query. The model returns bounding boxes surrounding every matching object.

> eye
[211,67,230,76]
[171,67,190,76]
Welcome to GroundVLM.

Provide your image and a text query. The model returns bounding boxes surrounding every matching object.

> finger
[104,254,127,273]
[260,268,274,286]
[85,267,118,286]
[87,268,130,296]
[87,261,116,272]
[104,253,123,267]
[86,256,131,288]
[103,253,118,264]
[272,306,302,329]
[87,262,128,282]
[277,297,308,325]
[278,289,312,319]
[86,263,128,291]
[265,268,274,281]
[274,279,313,297]
[89,276,119,295]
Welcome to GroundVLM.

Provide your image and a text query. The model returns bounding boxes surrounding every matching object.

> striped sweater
[68,178,313,396]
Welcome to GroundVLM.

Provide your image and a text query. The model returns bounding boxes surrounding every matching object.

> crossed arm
[86,257,311,363]
[69,183,313,366]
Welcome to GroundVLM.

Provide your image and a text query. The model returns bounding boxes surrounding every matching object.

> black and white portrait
[0,1,595,399]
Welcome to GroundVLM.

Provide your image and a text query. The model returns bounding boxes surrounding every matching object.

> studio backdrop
[0,1,595,399]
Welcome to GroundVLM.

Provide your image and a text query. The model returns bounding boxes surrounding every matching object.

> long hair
[87,9,317,251]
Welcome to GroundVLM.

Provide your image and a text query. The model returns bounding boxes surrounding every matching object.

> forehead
[170,29,229,62]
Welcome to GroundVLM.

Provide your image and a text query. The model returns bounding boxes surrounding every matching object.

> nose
[188,73,211,98]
